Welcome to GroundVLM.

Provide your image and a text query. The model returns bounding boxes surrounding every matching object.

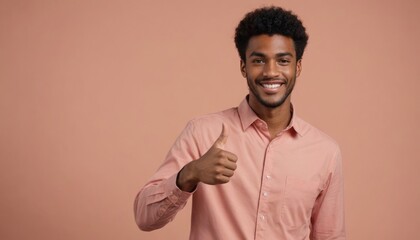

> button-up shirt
[134,98,345,240]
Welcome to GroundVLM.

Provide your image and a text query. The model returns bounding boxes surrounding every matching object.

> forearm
[134,120,202,231]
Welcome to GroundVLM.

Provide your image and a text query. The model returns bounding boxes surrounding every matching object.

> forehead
[246,34,296,57]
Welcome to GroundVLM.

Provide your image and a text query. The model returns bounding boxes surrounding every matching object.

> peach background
[1,0,419,239]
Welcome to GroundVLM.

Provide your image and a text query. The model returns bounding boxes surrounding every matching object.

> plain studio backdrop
[1,0,419,239]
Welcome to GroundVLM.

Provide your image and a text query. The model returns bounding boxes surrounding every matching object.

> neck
[248,96,292,138]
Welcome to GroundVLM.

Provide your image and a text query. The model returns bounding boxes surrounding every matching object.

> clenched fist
[176,124,238,192]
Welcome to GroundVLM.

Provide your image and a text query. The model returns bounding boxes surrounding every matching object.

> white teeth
[262,83,281,89]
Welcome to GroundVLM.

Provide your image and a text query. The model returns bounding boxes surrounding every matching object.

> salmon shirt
[134,98,345,240]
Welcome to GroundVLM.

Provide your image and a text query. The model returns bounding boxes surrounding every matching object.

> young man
[134,6,345,240]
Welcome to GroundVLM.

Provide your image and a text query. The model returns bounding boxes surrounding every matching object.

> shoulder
[295,116,341,153]
[187,107,239,129]
[182,107,240,144]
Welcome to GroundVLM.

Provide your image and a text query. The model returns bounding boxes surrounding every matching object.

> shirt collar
[237,97,304,137]
[238,98,260,131]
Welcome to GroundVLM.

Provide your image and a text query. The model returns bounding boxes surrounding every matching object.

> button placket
[255,135,276,239]
[256,142,273,232]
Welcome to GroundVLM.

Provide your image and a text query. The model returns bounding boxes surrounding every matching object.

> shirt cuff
[164,173,194,205]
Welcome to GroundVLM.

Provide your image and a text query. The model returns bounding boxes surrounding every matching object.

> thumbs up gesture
[176,124,238,192]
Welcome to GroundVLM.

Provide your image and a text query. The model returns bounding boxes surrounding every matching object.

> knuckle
[217,175,230,183]
[217,175,228,183]
[216,158,226,166]
[218,151,226,158]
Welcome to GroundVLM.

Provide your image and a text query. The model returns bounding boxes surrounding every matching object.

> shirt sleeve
[310,148,346,240]
[134,121,200,231]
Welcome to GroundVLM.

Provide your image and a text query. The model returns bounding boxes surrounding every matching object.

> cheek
[246,67,262,79]
[283,67,296,77]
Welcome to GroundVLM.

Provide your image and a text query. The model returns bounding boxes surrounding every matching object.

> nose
[263,60,279,78]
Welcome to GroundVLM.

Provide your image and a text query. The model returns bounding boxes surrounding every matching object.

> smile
[262,83,282,89]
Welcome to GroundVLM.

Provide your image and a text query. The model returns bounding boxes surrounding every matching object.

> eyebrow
[249,51,294,58]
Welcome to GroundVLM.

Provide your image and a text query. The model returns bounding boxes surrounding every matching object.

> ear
[296,59,302,77]
[240,59,246,78]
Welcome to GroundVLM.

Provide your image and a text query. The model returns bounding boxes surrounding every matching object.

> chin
[263,101,284,109]
[257,98,285,108]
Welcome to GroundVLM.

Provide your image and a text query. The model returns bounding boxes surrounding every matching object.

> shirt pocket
[281,176,321,228]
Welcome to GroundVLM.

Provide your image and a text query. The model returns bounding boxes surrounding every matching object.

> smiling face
[241,34,301,111]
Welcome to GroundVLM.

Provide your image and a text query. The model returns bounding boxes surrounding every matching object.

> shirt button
[266,175,271,179]
[263,192,268,197]
[260,214,265,220]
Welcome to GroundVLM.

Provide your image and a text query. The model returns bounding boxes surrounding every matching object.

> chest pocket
[281,176,321,228]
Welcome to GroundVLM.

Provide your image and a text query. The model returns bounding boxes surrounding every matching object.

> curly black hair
[234,6,309,61]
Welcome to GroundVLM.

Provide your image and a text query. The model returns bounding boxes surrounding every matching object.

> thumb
[213,123,228,149]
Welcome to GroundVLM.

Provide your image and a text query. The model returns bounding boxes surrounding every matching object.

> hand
[177,124,238,192]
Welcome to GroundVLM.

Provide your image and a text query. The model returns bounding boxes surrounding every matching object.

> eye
[252,58,265,64]
[278,58,291,65]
